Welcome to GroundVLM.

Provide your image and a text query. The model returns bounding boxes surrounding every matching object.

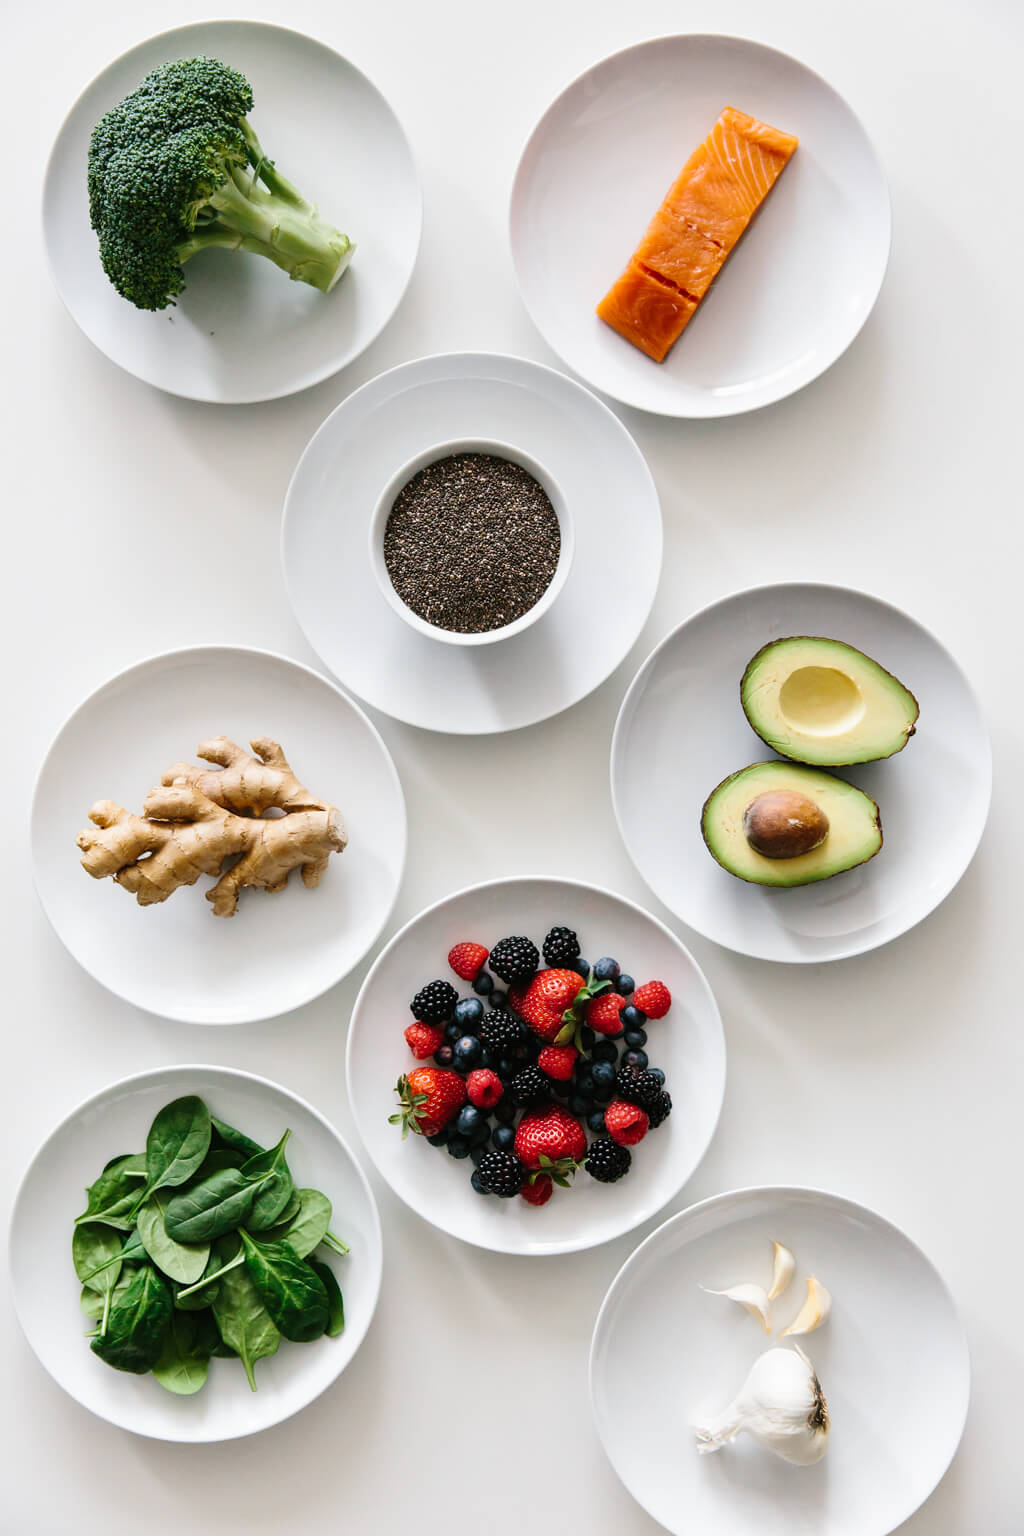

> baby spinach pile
[73,1095,347,1394]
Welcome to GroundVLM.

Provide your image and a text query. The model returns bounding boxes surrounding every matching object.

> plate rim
[280,349,663,733]
[610,579,992,963]
[30,641,408,1023]
[8,1061,385,1443]
[345,872,726,1255]
[41,16,423,404]
[588,1182,971,1536]
[508,30,892,419]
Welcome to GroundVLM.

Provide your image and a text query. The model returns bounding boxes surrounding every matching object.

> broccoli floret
[88,57,353,311]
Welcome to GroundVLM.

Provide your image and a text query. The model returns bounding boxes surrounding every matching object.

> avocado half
[701,761,883,887]
[741,636,919,766]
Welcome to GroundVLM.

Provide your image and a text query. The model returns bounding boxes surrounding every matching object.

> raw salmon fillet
[597,106,798,361]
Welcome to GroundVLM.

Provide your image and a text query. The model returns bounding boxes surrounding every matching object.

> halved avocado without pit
[741,637,919,766]
[701,762,882,887]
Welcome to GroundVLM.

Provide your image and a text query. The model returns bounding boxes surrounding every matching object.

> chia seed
[382,452,561,634]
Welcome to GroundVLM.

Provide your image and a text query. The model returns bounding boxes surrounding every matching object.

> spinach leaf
[210,1117,264,1161]
[80,1270,131,1324]
[192,1308,237,1359]
[173,1236,246,1305]
[152,1310,210,1396]
[259,1188,332,1258]
[211,1261,280,1390]
[72,1223,123,1290]
[163,1166,271,1244]
[145,1096,211,1192]
[90,1264,171,1374]
[240,1232,329,1343]
[194,1147,245,1181]
[75,1155,148,1230]
[308,1258,345,1337]
[239,1131,295,1231]
[137,1192,210,1284]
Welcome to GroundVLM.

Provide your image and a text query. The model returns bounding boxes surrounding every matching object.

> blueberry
[494,1098,517,1124]
[621,1004,647,1029]
[490,990,508,1009]
[579,1025,596,1051]
[447,1136,471,1159]
[455,997,484,1027]
[623,1028,648,1050]
[590,1061,616,1091]
[550,1079,571,1099]
[427,1127,450,1146]
[615,973,635,996]
[453,1035,483,1068]
[575,1069,596,1097]
[648,1067,666,1085]
[445,1020,463,1042]
[569,1094,591,1116]
[593,1041,618,1064]
[470,1143,490,1167]
[470,1119,492,1147]
[593,956,620,981]
[587,1110,607,1134]
[433,1045,454,1067]
[492,1124,515,1152]
[456,1104,484,1137]
[622,1049,649,1071]
[479,1047,498,1070]
[592,1083,614,1105]
[498,1055,518,1079]
[473,972,494,997]
[470,1169,490,1194]
[575,959,591,980]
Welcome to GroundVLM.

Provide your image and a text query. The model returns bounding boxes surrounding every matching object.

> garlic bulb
[781,1275,832,1338]
[768,1240,795,1301]
[699,1282,772,1333]
[692,1345,829,1466]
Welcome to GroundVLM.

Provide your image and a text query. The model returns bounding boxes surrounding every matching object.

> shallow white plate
[611,583,990,962]
[282,353,662,732]
[44,20,421,402]
[590,1187,969,1536]
[346,877,725,1254]
[510,34,890,417]
[32,646,406,1022]
[10,1065,383,1442]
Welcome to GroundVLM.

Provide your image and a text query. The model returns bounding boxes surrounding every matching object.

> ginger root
[77,738,347,917]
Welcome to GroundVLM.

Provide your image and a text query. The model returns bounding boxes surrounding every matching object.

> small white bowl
[368,438,575,645]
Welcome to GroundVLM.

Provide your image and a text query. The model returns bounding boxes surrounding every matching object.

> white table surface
[3,1,1019,1531]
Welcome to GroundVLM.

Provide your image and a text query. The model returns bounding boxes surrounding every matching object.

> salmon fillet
[597,106,798,362]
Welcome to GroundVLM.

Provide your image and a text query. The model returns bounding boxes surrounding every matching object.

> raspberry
[538,1044,578,1082]
[404,1022,445,1060]
[448,941,489,981]
[586,993,626,1035]
[633,981,671,1019]
[466,1069,503,1109]
[604,1100,650,1147]
[520,1173,553,1206]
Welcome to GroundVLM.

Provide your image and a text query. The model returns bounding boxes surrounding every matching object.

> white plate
[590,1187,969,1536]
[346,877,725,1254]
[9,1065,383,1442]
[611,583,990,962]
[44,20,421,402]
[282,352,662,732]
[510,34,890,417]
[32,646,406,1022]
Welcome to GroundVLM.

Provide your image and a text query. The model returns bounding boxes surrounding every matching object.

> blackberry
[616,1066,663,1109]
[585,1136,632,1183]
[476,1149,526,1198]
[509,1065,549,1107]
[542,926,580,966]
[488,936,540,985]
[647,1090,673,1129]
[410,979,459,1024]
[480,1009,523,1054]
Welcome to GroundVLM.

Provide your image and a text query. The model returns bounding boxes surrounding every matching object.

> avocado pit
[742,790,830,860]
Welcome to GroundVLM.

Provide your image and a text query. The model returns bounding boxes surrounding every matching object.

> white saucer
[32,646,407,1022]
[590,1187,969,1536]
[10,1065,383,1441]
[44,20,421,402]
[282,353,662,732]
[510,34,890,417]
[346,877,725,1255]
[611,583,990,963]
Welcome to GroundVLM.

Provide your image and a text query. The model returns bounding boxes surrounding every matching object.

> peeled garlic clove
[781,1274,832,1337]
[700,1282,772,1333]
[768,1240,795,1301]
[692,1344,829,1466]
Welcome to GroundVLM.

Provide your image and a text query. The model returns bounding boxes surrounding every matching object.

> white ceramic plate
[510,34,890,417]
[32,646,406,1022]
[590,1187,969,1536]
[9,1065,383,1442]
[611,583,990,962]
[44,20,421,402]
[282,352,662,732]
[346,877,725,1254]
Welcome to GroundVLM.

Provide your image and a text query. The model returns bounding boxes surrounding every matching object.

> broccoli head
[88,57,353,311]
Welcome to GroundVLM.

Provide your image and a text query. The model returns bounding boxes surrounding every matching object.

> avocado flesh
[741,636,919,766]
[701,762,882,887]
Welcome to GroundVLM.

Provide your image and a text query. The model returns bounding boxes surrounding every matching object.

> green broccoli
[87,56,353,311]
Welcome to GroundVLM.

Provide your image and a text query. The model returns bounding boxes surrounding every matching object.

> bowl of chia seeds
[369,439,574,644]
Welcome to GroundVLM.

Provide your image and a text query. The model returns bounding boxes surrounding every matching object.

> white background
[2,1,1020,1532]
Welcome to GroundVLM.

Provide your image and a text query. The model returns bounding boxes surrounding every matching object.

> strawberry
[510,967,610,1049]
[466,1068,503,1109]
[537,1044,578,1081]
[604,1100,649,1147]
[389,1070,466,1138]
[404,1022,445,1060]
[587,993,626,1036]
[514,1105,587,1184]
[448,941,489,981]
[520,1172,553,1207]
[633,981,671,1019]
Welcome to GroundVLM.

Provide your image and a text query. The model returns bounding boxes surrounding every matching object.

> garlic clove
[780,1274,832,1337]
[693,1345,830,1466]
[768,1239,795,1301]
[700,1282,772,1333]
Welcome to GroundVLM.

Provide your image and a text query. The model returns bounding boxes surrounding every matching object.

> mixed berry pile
[389,926,674,1208]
